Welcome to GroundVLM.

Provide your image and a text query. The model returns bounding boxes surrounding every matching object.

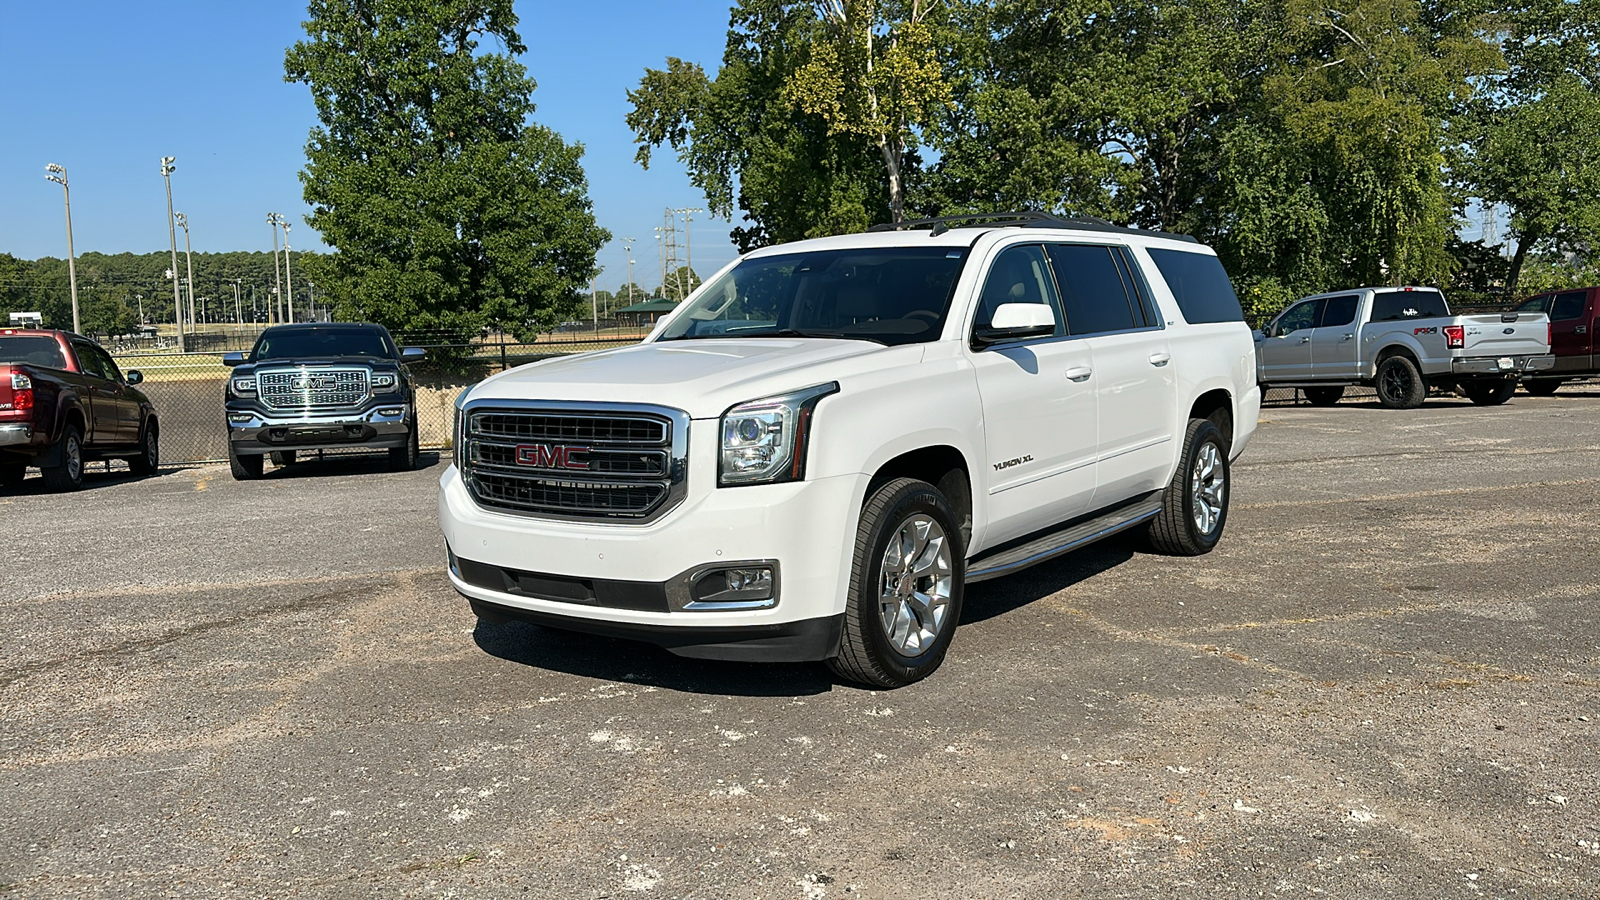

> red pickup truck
[0,329,160,491]
[1511,287,1599,394]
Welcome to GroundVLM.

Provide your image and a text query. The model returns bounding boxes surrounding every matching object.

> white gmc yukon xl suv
[440,214,1261,687]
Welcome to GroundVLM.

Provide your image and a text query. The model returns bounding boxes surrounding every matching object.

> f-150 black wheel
[229,449,264,480]
[829,477,965,689]
[41,424,84,492]
[1374,355,1427,409]
[1148,418,1229,556]
[1304,386,1344,407]
[1463,377,1516,406]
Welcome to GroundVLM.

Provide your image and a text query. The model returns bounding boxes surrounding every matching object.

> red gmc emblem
[515,443,589,470]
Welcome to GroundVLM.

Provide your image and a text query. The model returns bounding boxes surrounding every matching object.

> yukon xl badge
[994,455,1033,471]
[516,443,590,470]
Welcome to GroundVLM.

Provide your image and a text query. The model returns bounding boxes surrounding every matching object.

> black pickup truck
[223,323,424,479]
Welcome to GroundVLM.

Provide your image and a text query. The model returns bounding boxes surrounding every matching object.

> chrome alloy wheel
[66,434,82,481]
[1190,441,1225,535]
[877,514,955,656]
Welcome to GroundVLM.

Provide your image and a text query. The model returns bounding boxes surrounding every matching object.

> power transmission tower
[1482,207,1499,248]
[660,208,683,300]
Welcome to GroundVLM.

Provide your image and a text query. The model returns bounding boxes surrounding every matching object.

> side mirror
[125,370,143,385]
[973,303,1057,347]
[401,347,426,362]
[222,352,246,367]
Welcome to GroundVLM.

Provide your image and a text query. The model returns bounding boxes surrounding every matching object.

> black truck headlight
[371,372,398,390]
[230,376,256,395]
[718,383,837,487]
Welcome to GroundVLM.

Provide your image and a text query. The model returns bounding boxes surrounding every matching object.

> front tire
[41,424,85,492]
[129,425,159,477]
[1374,355,1427,409]
[229,448,264,480]
[1304,386,1345,407]
[388,424,419,472]
[828,478,964,689]
[1148,418,1230,556]
[1463,377,1516,406]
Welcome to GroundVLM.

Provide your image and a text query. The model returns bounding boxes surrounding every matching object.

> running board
[965,493,1163,584]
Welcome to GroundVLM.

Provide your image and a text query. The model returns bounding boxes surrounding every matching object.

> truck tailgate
[1461,313,1549,357]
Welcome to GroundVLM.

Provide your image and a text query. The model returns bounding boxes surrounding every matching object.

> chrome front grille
[258,368,369,410]
[461,402,689,522]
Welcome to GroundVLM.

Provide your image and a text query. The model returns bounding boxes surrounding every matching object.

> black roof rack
[867,211,1198,243]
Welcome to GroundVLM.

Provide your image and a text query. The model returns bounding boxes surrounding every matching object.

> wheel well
[63,407,86,437]
[868,446,972,550]
[1375,345,1420,367]
[144,415,159,438]
[1189,390,1233,450]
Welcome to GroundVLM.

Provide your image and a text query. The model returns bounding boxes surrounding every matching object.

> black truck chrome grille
[258,368,369,410]
[461,405,686,522]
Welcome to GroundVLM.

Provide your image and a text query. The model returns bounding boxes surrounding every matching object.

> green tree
[627,1,897,249]
[284,0,609,344]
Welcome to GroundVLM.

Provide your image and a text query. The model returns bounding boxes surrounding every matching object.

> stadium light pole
[43,164,81,334]
[160,157,186,352]
[267,213,283,324]
[280,220,294,324]
[673,207,703,295]
[174,212,197,333]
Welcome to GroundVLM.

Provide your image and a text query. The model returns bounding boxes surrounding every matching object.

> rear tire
[41,424,85,492]
[1463,377,1517,406]
[1374,355,1427,409]
[129,425,159,477]
[1523,379,1563,396]
[828,478,964,689]
[1303,386,1345,407]
[388,425,419,472]
[1148,418,1230,556]
[229,449,264,480]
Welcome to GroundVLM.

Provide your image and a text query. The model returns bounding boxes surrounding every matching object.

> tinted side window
[86,346,123,382]
[1318,295,1360,328]
[1113,248,1162,328]
[1146,249,1244,324]
[1515,295,1551,315]
[1370,290,1448,320]
[974,244,1063,336]
[1275,300,1322,335]
[1552,291,1588,321]
[1046,244,1139,335]
[71,342,107,379]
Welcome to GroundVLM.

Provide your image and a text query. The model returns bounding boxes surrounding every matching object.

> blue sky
[0,1,743,292]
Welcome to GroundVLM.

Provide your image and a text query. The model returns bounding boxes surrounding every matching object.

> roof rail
[867,211,1199,243]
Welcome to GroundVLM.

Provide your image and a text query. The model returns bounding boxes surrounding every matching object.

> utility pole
[43,164,80,334]
[175,212,197,332]
[267,213,283,324]
[654,227,666,297]
[160,156,185,352]
[591,278,598,329]
[674,207,703,297]
[232,278,243,328]
[623,238,637,304]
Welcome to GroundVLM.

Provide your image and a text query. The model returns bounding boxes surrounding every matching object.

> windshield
[0,336,68,369]
[252,327,395,361]
[657,246,970,345]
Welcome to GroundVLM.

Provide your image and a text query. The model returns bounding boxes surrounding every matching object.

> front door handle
[1149,352,1171,367]
[1577,325,1588,334]
[1065,366,1093,382]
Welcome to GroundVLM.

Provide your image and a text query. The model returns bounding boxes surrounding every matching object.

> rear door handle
[1149,352,1171,367]
[1299,337,1311,344]
[1065,366,1093,382]
[1341,333,1354,341]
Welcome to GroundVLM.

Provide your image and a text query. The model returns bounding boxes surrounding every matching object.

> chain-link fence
[110,325,654,466]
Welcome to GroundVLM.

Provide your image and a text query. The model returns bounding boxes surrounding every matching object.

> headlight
[718,383,837,486]
[371,372,398,390]
[231,376,256,395]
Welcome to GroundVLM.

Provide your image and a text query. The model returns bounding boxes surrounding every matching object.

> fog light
[228,413,252,424]
[682,563,779,610]
[377,407,403,417]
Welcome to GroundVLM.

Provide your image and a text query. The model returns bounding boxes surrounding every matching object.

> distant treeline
[0,250,324,336]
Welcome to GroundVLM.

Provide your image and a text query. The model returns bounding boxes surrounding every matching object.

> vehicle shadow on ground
[472,620,835,696]
[258,451,444,479]
[2,466,160,495]
[961,533,1141,625]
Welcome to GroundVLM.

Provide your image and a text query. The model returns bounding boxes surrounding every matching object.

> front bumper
[226,406,410,454]
[438,444,868,662]
[1452,354,1555,376]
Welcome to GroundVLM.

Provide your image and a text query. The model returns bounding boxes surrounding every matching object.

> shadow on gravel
[2,466,162,495]
[472,620,834,697]
[258,451,444,479]
[961,532,1141,625]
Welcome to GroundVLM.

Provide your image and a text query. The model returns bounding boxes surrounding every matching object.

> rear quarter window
[1145,249,1244,325]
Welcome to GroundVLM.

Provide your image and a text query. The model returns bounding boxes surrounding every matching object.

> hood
[471,338,900,418]
[240,356,397,371]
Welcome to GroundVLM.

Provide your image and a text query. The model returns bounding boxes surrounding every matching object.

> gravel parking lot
[2,390,1598,898]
